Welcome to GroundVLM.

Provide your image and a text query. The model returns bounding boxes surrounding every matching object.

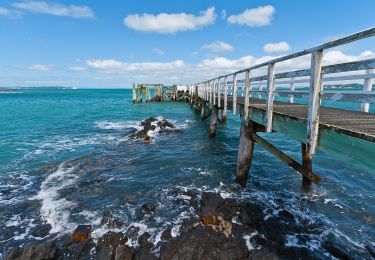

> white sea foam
[95,120,139,130]
[30,164,78,234]
[243,231,261,251]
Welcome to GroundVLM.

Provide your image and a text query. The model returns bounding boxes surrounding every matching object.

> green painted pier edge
[134,27,375,189]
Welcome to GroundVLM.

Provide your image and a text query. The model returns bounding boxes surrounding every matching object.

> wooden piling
[301,142,313,189]
[132,83,137,104]
[209,105,219,138]
[201,100,206,120]
[236,119,255,187]
[146,84,151,102]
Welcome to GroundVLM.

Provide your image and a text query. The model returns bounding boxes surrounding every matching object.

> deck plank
[221,96,375,143]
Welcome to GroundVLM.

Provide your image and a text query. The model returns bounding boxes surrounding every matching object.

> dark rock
[96,231,127,260]
[160,225,248,260]
[101,211,124,229]
[276,246,316,260]
[5,241,56,260]
[366,245,375,258]
[157,119,175,129]
[128,117,180,141]
[161,228,172,241]
[115,245,134,260]
[72,224,92,242]
[61,240,94,260]
[30,223,52,238]
[142,203,157,214]
[239,202,264,228]
[323,240,352,260]
[200,192,240,221]
[248,249,279,260]
[138,232,151,248]
[278,209,294,222]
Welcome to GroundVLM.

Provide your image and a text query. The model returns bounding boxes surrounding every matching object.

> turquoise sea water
[0,88,374,258]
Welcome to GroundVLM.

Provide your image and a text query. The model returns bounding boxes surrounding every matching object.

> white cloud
[227,5,275,27]
[123,7,216,34]
[0,6,21,18]
[68,66,87,72]
[12,1,94,19]
[86,59,185,73]
[27,64,54,71]
[263,42,291,53]
[202,41,234,52]
[153,48,165,55]
[323,50,375,65]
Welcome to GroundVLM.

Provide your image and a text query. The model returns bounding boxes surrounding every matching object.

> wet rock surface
[5,191,373,260]
[128,117,182,141]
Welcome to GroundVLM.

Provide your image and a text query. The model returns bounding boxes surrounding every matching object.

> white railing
[194,27,375,155]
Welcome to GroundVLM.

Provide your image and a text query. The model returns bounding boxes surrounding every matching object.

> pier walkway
[137,27,375,189]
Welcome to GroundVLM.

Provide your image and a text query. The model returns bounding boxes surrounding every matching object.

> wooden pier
[136,27,375,189]
[132,83,189,103]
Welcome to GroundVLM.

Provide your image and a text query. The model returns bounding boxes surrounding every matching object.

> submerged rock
[128,117,182,142]
[29,223,52,238]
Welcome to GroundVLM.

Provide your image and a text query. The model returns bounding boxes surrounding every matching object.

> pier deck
[135,27,375,188]
[227,96,375,142]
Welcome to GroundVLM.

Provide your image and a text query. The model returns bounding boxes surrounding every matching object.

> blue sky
[0,0,374,88]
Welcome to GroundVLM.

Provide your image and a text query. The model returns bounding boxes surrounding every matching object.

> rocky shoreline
[5,191,375,260]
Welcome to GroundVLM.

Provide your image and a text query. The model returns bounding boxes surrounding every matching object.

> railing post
[213,79,217,106]
[233,73,238,115]
[223,76,228,123]
[244,70,251,120]
[218,77,221,108]
[307,50,324,155]
[265,63,275,132]
[361,68,373,112]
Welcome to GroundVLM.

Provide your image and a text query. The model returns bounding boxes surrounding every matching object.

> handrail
[196,27,375,84]
[194,27,375,156]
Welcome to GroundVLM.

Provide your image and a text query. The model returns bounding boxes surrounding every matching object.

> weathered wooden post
[265,63,275,132]
[194,85,199,112]
[132,83,137,104]
[361,69,373,112]
[137,84,143,103]
[146,84,151,102]
[222,76,228,123]
[244,70,251,120]
[301,143,312,189]
[304,49,323,189]
[201,100,206,120]
[236,118,256,187]
[233,73,238,115]
[209,105,219,138]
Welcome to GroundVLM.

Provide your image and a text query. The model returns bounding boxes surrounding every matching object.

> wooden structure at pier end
[136,27,375,189]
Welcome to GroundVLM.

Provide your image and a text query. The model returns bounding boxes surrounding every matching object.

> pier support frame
[301,143,313,189]
[221,109,227,124]
[236,119,256,187]
[209,105,219,138]
[201,100,206,120]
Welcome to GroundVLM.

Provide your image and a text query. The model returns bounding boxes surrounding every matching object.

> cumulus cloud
[264,42,291,53]
[68,66,87,72]
[86,59,185,73]
[27,64,54,71]
[227,5,275,27]
[153,48,165,55]
[12,1,94,19]
[123,7,216,34]
[202,41,234,52]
